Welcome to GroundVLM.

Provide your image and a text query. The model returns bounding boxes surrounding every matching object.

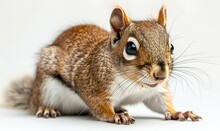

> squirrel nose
[152,60,167,81]
[153,71,167,80]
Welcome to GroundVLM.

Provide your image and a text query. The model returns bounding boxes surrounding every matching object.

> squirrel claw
[165,111,202,121]
[36,106,61,118]
[107,112,135,125]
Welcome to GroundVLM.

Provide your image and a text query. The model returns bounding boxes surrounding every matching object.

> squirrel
[5,5,202,125]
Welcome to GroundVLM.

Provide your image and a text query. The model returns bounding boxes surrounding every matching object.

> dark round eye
[126,41,137,55]
[170,44,174,54]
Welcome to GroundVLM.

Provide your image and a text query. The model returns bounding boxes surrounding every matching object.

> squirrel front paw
[165,111,202,121]
[36,106,61,118]
[106,112,135,125]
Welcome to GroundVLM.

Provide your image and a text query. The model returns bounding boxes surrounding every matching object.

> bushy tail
[4,76,33,109]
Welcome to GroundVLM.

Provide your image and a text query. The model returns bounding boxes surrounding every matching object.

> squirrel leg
[164,93,202,121]
[114,106,135,124]
[144,82,201,121]
[31,71,63,118]
[31,46,62,118]
[83,97,134,125]
[163,82,202,121]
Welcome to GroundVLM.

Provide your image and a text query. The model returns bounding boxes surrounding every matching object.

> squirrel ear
[157,5,167,28]
[110,7,131,33]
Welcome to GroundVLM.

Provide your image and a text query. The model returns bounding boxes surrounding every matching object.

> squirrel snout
[152,61,168,81]
[153,71,167,80]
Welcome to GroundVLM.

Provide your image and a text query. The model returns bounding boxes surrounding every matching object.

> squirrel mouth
[143,83,158,88]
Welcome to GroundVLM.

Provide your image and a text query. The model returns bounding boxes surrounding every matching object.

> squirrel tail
[4,75,33,109]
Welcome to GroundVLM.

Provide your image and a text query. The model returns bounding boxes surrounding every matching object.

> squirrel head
[109,5,173,87]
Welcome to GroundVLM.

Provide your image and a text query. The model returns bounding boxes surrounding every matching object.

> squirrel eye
[126,42,137,55]
[123,37,139,61]
[170,44,174,54]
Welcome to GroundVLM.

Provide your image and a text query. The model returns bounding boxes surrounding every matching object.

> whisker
[111,72,141,96]
[76,107,89,116]
[168,15,178,36]
[119,75,144,97]
[173,66,210,80]
[170,34,183,44]
[173,57,220,66]
[168,74,178,93]
[169,73,186,92]
[173,42,194,62]
[123,74,147,97]
[173,67,211,89]
[171,71,197,96]
[175,69,205,93]
[174,53,220,59]
[173,70,200,88]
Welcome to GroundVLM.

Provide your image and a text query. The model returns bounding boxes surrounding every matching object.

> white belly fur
[41,77,88,114]
[41,75,167,114]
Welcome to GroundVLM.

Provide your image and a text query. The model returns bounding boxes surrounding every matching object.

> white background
[0,0,220,130]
